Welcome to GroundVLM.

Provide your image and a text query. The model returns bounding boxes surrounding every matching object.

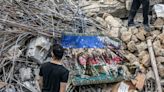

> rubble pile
[102,6,164,91]
[0,0,163,92]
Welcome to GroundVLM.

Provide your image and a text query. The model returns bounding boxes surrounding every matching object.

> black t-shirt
[39,62,69,92]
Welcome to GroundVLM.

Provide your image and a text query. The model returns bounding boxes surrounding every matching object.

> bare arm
[60,69,69,92]
[60,82,67,92]
[38,76,43,91]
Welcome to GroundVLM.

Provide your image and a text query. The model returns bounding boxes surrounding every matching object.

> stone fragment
[131,35,139,43]
[153,4,164,17]
[19,68,31,81]
[135,27,146,41]
[136,42,148,52]
[140,64,147,73]
[121,31,132,43]
[138,51,148,59]
[153,40,164,56]
[109,27,120,38]
[158,64,164,78]
[157,33,164,44]
[121,42,127,50]
[120,27,128,33]
[131,73,146,90]
[126,0,132,10]
[150,30,161,39]
[156,56,164,64]
[105,14,122,27]
[85,26,97,33]
[82,3,100,13]
[127,41,137,52]
[130,27,138,35]
[141,53,150,67]
[100,1,126,18]
[26,36,51,64]
[96,17,107,27]
[153,18,164,28]
[115,18,123,24]
[146,68,155,79]
[153,40,161,48]
[121,65,131,77]
[125,53,139,63]
[112,81,136,92]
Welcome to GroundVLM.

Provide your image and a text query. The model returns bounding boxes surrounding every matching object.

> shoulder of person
[41,62,50,68]
[61,66,69,73]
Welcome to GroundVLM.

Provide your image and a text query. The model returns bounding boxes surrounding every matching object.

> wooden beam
[147,39,163,92]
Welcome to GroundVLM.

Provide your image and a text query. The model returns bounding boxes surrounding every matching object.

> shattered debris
[26,36,51,64]
[131,73,146,90]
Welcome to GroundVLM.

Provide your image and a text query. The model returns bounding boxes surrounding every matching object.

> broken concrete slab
[19,68,32,81]
[121,31,132,43]
[104,14,122,27]
[127,41,137,52]
[156,56,164,64]
[140,53,150,67]
[136,42,148,53]
[158,64,164,78]
[131,73,146,91]
[120,27,128,33]
[153,4,164,18]
[135,27,147,41]
[124,53,139,63]
[85,26,98,33]
[81,3,100,14]
[26,36,51,64]
[112,81,136,92]
[146,68,155,80]
[109,27,120,38]
[157,33,164,44]
[125,0,132,10]
[138,51,148,59]
[131,35,139,43]
[150,30,161,40]
[130,27,139,35]
[153,40,164,56]
[153,18,164,28]
[95,17,107,27]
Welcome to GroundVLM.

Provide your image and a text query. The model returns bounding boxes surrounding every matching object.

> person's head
[51,44,64,61]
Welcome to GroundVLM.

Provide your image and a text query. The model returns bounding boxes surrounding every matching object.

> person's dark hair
[52,44,64,60]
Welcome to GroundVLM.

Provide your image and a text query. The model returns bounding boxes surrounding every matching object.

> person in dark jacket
[38,44,69,92]
[128,0,150,29]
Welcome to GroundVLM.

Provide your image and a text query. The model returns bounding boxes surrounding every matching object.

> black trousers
[128,0,150,25]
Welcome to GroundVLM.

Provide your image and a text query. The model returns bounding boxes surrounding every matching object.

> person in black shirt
[128,0,150,30]
[38,44,69,92]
